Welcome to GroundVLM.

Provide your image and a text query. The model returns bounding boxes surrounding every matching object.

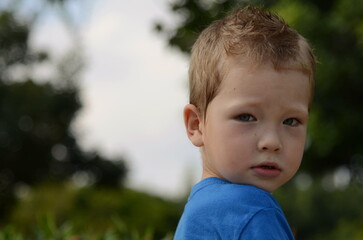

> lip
[251,162,281,178]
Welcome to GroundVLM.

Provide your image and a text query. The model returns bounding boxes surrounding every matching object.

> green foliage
[317,220,363,240]
[0,217,174,240]
[8,181,183,239]
[156,0,255,54]
[275,180,363,240]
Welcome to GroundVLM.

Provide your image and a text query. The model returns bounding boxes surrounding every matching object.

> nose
[257,128,282,153]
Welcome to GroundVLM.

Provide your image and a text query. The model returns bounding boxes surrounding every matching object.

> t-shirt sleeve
[238,208,295,240]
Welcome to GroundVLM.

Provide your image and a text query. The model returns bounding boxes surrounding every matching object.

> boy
[174,5,316,240]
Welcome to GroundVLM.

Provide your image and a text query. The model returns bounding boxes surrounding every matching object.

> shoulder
[188,178,279,211]
[175,178,288,240]
[239,208,295,239]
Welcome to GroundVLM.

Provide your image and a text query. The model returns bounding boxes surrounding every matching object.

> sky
[29,0,202,199]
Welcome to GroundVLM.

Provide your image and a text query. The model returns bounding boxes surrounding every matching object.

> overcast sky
[30,0,202,199]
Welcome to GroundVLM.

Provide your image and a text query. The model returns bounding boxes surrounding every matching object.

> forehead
[216,58,311,109]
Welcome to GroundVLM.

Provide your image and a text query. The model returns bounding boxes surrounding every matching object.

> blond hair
[189,5,316,116]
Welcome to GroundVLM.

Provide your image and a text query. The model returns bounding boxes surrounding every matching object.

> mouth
[258,165,279,170]
[251,162,281,178]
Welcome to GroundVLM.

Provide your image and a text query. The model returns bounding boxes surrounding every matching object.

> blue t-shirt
[174,177,294,240]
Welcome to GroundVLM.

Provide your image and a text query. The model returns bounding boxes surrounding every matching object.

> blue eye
[237,114,256,122]
[283,118,299,126]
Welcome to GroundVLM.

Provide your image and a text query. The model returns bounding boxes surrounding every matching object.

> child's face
[200,61,310,192]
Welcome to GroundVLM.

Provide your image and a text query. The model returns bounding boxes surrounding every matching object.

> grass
[0,216,174,240]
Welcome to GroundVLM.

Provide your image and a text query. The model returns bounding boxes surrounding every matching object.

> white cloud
[72,0,201,198]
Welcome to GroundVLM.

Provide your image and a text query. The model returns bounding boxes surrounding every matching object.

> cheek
[204,119,256,164]
[286,127,307,152]
[282,129,306,164]
[219,124,256,149]
[206,127,243,160]
[217,132,254,167]
[285,137,306,170]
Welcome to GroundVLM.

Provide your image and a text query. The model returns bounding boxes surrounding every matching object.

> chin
[255,182,282,193]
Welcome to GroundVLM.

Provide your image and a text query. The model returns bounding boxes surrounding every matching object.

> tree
[0,2,127,220]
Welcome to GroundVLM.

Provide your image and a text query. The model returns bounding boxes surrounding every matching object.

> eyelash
[283,118,301,127]
[236,114,256,122]
[236,114,301,126]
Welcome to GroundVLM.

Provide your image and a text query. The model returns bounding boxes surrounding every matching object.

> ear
[183,104,204,147]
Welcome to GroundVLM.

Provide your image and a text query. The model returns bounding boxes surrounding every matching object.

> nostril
[260,145,281,152]
[258,136,282,152]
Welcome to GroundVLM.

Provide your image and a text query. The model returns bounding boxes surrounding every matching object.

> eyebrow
[225,98,309,115]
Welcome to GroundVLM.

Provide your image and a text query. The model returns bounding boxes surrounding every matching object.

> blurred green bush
[0,216,173,240]
[5,181,183,239]
[275,177,363,240]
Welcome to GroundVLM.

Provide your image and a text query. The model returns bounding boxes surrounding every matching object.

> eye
[236,114,256,122]
[283,118,300,126]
